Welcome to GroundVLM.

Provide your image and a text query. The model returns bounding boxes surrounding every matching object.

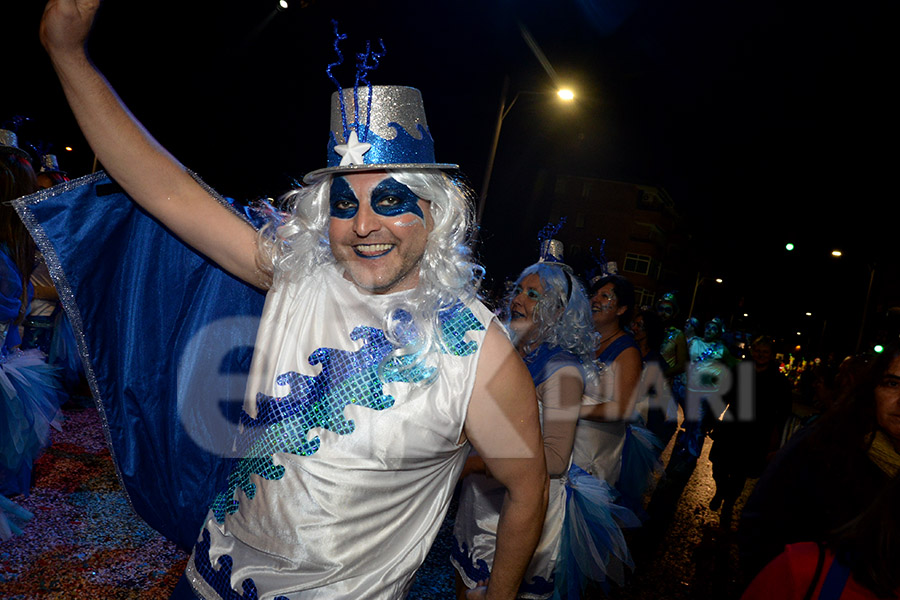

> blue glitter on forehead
[208,303,485,523]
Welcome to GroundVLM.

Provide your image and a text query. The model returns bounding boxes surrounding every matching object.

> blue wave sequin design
[326,122,435,167]
[209,303,484,523]
[451,536,554,595]
[451,538,491,584]
[193,529,289,600]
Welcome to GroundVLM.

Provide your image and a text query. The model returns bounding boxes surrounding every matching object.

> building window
[634,287,655,309]
[623,253,652,276]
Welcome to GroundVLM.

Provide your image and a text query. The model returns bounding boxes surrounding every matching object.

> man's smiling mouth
[353,243,394,258]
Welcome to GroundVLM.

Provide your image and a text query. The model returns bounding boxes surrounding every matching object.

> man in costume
[23,1,550,598]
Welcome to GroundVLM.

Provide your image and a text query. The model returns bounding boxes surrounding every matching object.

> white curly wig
[508,262,599,366]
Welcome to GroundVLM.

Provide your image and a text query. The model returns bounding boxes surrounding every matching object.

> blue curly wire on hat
[585,238,618,288]
[325,20,386,146]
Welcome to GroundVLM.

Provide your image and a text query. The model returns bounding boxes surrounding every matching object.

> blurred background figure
[675,317,735,462]
[738,344,900,585]
[707,336,792,527]
[21,148,86,407]
[0,126,64,539]
[741,473,899,600]
[683,316,700,343]
[631,307,679,449]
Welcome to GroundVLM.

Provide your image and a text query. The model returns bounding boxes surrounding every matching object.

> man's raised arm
[40,0,263,287]
[464,323,549,600]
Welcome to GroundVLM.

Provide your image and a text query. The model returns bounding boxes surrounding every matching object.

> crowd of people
[1,2,898,599]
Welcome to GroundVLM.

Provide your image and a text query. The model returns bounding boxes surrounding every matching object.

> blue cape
[14,172,266,551]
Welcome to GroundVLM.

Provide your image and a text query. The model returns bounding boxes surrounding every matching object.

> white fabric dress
[184,263,494,599]
[452,348,583,599]
[571,335,640,484]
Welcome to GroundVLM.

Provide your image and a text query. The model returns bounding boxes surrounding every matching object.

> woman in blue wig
[452,241,638,598]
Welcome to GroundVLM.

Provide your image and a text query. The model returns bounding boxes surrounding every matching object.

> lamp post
[475,76,575,225]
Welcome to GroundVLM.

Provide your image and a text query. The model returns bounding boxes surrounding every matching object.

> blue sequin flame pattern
[194,303,483,598]
[209,303,483,523]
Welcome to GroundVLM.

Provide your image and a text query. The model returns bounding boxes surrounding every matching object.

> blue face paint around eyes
[513,285,540,301]
[370,178,424,219]
[329,177,358,219]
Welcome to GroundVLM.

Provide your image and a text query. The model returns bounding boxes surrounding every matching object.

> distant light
[715,278,723,284]
[743,313,748,317]
[796,331,802,336]
[557,88,575,101]
[795,345,802,352]
[64,146,73,152]
[831,249,842,257]
[785,243,794,251]
[874,345,884,354]
[277,0,288,10]
[805,312,812,316]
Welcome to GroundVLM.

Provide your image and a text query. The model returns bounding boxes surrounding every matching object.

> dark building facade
[546,174,687,308]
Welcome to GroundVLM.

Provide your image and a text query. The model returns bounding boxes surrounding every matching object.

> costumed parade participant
[631,307,678,455]
[21,148,86,403]
[676,317,735,460]
[0,127,63,538]
[574,267,662,517]
[21,3,549,599]
[655,292,687,449]
[452,235,638,598]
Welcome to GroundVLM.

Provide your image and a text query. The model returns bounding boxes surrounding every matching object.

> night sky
[4,0,896,356]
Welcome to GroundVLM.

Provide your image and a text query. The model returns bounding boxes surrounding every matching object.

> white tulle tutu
[0,348,64,496]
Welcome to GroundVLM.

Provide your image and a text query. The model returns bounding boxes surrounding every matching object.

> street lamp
[475,76,574,225]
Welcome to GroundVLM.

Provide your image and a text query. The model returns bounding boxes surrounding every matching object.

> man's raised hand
[40,0,102,58]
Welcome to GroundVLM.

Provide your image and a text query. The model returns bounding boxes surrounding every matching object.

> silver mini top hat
[0,129,32,161]
[39,153,65,174]
[539,239,566,264]
[304,85,457,182]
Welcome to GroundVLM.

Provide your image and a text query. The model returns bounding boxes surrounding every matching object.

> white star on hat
[335,130,372,166]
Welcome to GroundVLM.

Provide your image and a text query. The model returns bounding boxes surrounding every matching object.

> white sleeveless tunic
[185,264,494,599]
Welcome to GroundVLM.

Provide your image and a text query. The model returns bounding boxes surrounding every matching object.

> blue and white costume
[186,264,494,599]
[0,246,63,539]
[453,344,638,597]
[14,172,496,599]
[452,345,582,599]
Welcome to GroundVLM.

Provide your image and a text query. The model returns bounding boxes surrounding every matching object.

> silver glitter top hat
[39,153,65,174]
[539,239,566,264]
[304,85,457,182]
[0,129,32,161]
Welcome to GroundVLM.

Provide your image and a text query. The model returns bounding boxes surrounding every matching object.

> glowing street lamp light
[831,249,843,257]
[715,278,723,284]
[477,81,575,224]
